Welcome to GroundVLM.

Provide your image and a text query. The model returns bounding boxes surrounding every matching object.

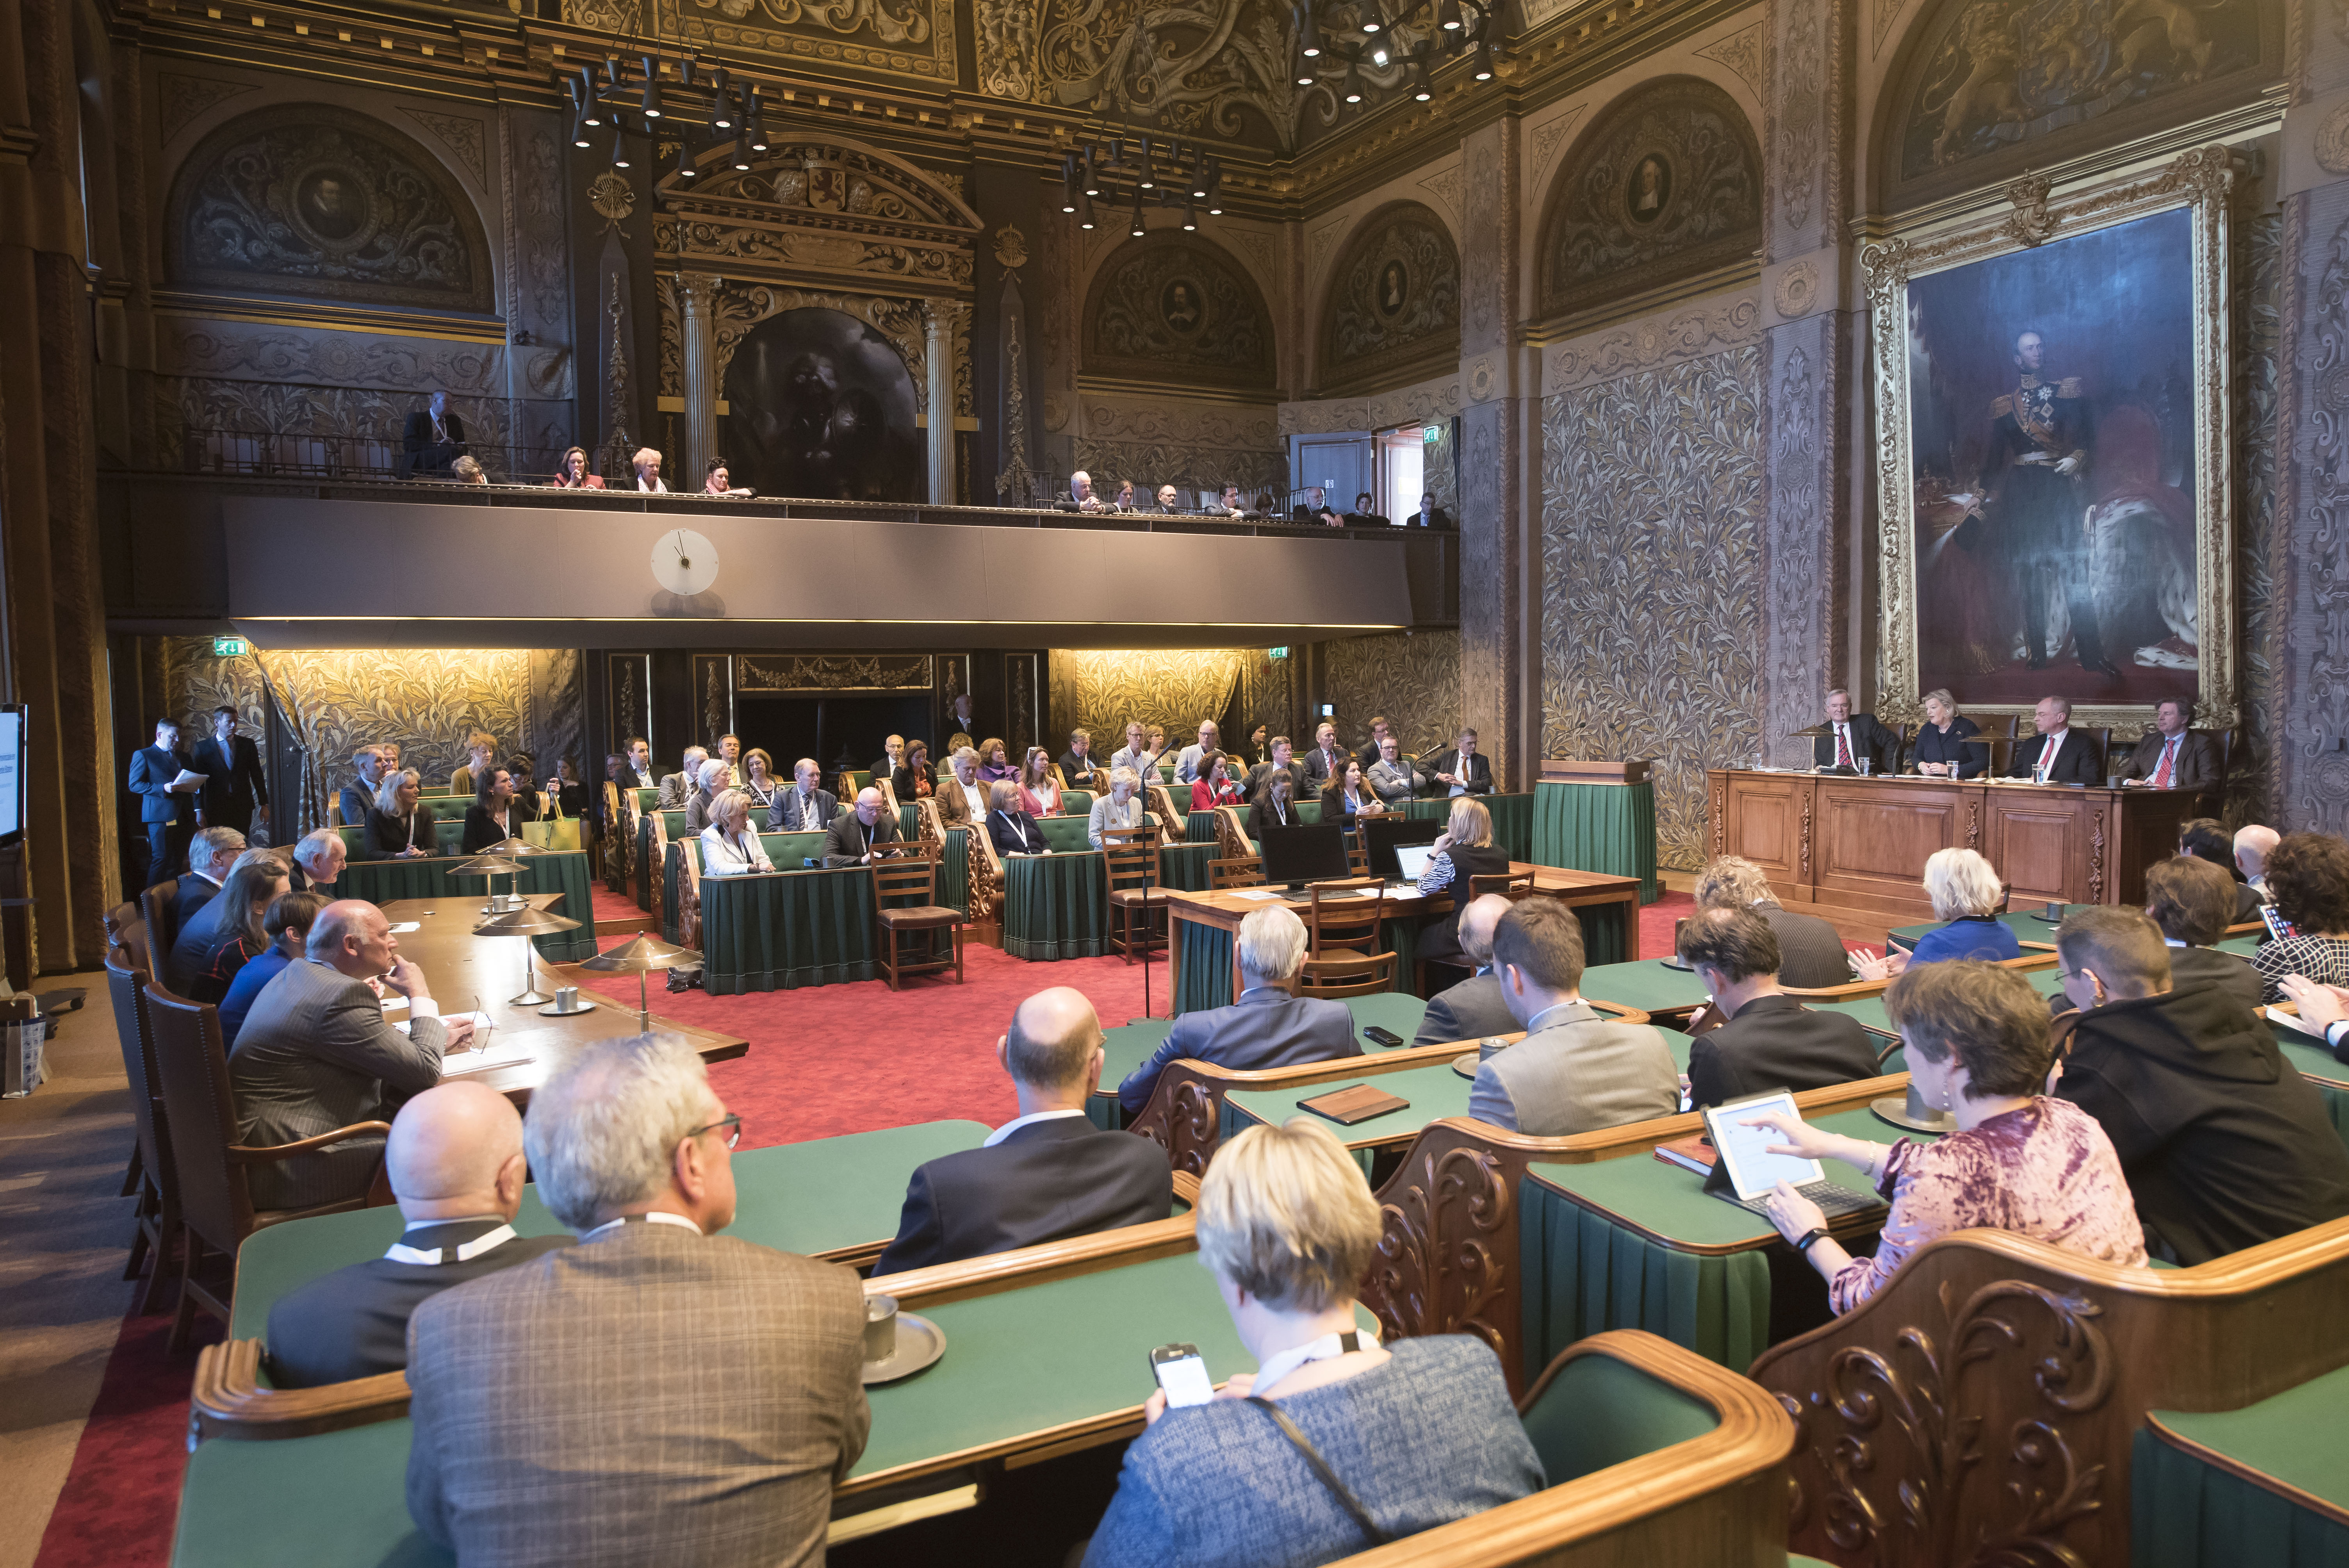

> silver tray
[861,1312,946,1384]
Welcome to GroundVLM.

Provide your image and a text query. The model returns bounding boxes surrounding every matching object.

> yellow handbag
[523,793,582,852]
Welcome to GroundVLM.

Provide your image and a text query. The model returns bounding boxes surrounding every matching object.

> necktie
[1836,725,1853,768]
[2153,737,2177,788]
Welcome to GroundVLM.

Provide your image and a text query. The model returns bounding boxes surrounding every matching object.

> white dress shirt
[982,1107,1088,1147]
[2035,728,2070,779]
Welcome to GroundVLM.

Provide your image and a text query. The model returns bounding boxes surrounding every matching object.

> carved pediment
[655,141,979,288]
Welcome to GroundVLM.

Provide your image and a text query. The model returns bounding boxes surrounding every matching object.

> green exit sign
[212,636,247,657]
[1268,646,1289,659]
[1422,426,1440,443]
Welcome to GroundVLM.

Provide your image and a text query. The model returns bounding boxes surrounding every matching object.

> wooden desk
[378,896,746,1103]
[1162,862,1641,1014]
[1707,768,2217,920]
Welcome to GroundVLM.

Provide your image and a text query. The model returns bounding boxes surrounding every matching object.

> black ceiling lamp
[576,69,603,127]
[610,118,631,170]
[1077,191,1097,230]
[1128,185,1146,237]
[1292,0,1496,119]
[731,131,753,171]
[745,87,769,152]
[639,55,664,119]
[674,136,697,181]
[709,68,733,129]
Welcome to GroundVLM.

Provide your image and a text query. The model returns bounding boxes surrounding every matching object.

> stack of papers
[1232,888,1288,901]
[2268,1006,2325,1039]
[393,1009,497,1037]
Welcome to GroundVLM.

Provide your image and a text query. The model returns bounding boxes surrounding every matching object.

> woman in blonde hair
[1082,1119,1539,1564]
[1414,797,1511,966]
[1854,846,2018,978]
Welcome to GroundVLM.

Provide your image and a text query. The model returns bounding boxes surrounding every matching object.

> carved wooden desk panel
[1706,770,2215,920]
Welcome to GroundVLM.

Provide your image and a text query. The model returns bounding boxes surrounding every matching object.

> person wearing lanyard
[823,786,902,868]
[263,1082,570,1388]
[989,780,1051,857]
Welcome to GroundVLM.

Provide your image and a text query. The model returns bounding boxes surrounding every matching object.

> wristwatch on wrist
[1793,1228,1832,1256]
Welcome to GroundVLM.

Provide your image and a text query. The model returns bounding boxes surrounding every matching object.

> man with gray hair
[404,1034,868,1566]
[1069,469,1106,513]
[685,756,730,834]
[1412,894,1519,1046]
[168,824,249,946]
[768,757,836,834]
[2007,694,2102,784]
[340,745,385,830]
[289,826,347,896]
[657,744,708,810]
[824,786,902,867]
[1117,904,1357,1113]
[229,900,472,1210]
[874,988,1170,1273]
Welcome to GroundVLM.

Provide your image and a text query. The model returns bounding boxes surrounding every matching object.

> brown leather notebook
[1297,1083,1410,1125]
[1652,1133,1716,1176]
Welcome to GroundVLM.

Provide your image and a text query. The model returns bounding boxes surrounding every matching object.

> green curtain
[1532,781,1662,903]
[1002,852,1110,960]
[336,852,597,960]
[698,868,879,993]
[1519,1174,1773,1374]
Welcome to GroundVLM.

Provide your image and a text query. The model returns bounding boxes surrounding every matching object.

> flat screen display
[0,706,23,846]
[1362,814,1442,878]
[1258,822,1351,887]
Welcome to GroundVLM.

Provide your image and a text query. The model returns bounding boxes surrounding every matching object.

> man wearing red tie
[2005,695,2104,784]
[2117,699,2216,790]
[1809,689,1896,773]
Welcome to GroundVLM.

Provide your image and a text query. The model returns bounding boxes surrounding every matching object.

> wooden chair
[2081,724,2114,775]
[1100,824,1165,965]
[1213,803,1255,861]
[1208,855,1265,890]
[106,899,153,980]
[1297,949,1397,999]
[1468,868,1537,902]
[1303,876,1386,957]
[105,953,180,1313]
[144,984,390,1351]
[141,876,182,959]
[871,839,965,989]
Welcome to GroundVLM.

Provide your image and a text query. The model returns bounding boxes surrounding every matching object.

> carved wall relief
[1536,78,1763,324]
[165,104,493,312]
[1074,396,1283,497]
[1038,0,1303,150]
[656,0,955,83]
[1881,0,2278,211]
[1317,202,1462,394]
[1081,233,1276,389]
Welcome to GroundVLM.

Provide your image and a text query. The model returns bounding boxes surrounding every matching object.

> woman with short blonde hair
[1890,847,2019,968]
[1082,1119,1540,1564]
[1413,797,1510,967]
[699,789,773,876]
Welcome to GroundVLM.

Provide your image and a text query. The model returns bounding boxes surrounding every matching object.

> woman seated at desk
[975,737,1017,784]
[1911,688,1986,778]
[988,780,1050,857]
[740,748,780,813]
[1751,960,2147,1312]
[1854,846,2019,980]
[700,789,774,876]
[461,767,527,854]
[893,739,934,802]
[1080,1119,1541,1564]
[364,768,436,859]
[1255,768,1303,830]
[1320,759,1386,832]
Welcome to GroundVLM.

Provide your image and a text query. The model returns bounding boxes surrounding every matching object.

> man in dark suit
[2116,699,2218,791]
[265,1081,570,1387]
[2141,855,2261,1015]
[1246,735,1310,801]
[1058,729,1102,791]
[400,390,467,479]
[1355,715,1397,774]
[1412,895,1518,1046]
[339,746,385,829]
[190,705,269,839]
[1342,490,1389,527]
[1811,688,1898,772]
[129,718,201,883]
[166,825,246,953]
[873,989,1170,1275]
[1425,727,1495,797]
[1693,855,1852,990]
[1407,492,1453,528]
[1119,905,1358,1113]
[1981,330,2118,676]
[2178,818,2263,925]
[2007,695,2103,784]
[1302,722,1350,788]
[823,787,902,867]
[230,900,474,1210]
[623,736,658,791]
[768,758,838,834]
[1680,908,1880,1110]
[404,1034,868,1568]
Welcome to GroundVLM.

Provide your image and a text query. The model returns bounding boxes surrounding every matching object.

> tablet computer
[1700,1090,1823,1200]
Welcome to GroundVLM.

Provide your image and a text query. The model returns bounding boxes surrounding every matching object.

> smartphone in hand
[2262,904,2301,943]
[1149,1342,1214,1408]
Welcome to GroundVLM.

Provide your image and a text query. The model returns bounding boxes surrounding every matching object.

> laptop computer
[1392,842,1436,886]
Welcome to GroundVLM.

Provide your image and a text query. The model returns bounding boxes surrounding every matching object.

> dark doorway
[734,693,936,780]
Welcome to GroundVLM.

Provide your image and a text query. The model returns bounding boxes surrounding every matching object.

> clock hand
[673,531,690,565]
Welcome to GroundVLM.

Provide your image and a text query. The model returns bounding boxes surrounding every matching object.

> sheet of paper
[2267,1006,2328,1039]
[170,769,209,788]
[439,1029,537,1074]
[1231,888,1287,901]
[395,1009,497,1037]
[388,921,422,933]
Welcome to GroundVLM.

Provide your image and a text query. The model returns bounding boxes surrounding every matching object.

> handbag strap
[1246,1397,1387,1547]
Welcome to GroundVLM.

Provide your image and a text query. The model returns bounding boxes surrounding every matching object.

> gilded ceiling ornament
[994,225,1030,269]
[590,171,636,236]
[2001,173,2058,248]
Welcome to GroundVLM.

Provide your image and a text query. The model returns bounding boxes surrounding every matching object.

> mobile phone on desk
[1149,1342,1214,1408]
[1362,1025,1404,1048]
[2262,904,2301,943]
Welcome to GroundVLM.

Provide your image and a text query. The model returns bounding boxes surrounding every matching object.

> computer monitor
[1362,813,1442,879]
[0,705,23,848]
[1258,822,1352,889]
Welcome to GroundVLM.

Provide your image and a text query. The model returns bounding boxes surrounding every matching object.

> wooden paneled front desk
[1705,768,2218,920]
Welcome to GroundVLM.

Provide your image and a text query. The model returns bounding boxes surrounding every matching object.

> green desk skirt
[1519,1107,1902,1375]
[336,853,596,961]
[698,866,879,992]
[2134,1363,2349,1568]
[1002,852,1109,961]
[1173,909,1428,1014]
[634,815,658,911]
[1159,842,1217,892]
[2273,1027,2349,1149]
[1533,780,1661,903]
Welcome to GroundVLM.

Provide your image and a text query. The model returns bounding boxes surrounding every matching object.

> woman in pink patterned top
[1747,960,2148,1312]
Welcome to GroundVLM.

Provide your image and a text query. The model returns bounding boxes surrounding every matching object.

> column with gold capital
[924,299,966,505]
[676,271,723,488]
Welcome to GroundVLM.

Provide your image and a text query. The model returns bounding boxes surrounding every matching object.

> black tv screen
[1258,822,1351,887]
[1361,814,1442,879]
[0,705,23,846]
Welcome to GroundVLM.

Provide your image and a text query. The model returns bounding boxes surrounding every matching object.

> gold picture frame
[1862,144,2238,734]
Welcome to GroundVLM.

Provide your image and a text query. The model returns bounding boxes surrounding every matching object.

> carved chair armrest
[228,1121,394,1162]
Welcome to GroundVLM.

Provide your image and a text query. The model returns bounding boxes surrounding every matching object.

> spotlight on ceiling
[1081,148,1100,198]
[1078,191,1096,230]
[611,124,631,170]
[1412,62,1432,100]
[1341,61,1362,102]
[732,133,752,171]
[1297,6,1322,55]
[1438,0,1460,26]
[640,55,663,119]
[1129,188,1146,237]
[1371,43,1388,64]
[1470,39,1494,78]
[674,137,697,180]
[745,89,769,152]
[710,69,733,130]
[1182,197,1198,231]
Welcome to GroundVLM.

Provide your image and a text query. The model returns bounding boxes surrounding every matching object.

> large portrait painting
[1868,146,2237,730]
[724,307,923,502]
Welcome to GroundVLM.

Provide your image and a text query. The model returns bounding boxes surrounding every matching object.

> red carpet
[38,886,1699,1566]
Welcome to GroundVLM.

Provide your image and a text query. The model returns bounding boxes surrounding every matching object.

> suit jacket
[1811,715,1898,771]
[871,1115,1173,1275]
[699,824,775,876]
[1302,746,1352,786]
[1087,791,1146,848]
[129,743,196,825]
[461,804,529,855]
[656,770,696,809]
[266,1219,572,1388]
[1755,902,1855,990]
[2115,730,2219,790]
[400,409,467,454]
[2007,729,2104,785]
[339,780,378,829]
[1174,743,1214,784]
[1119,987,1359,1112]
[1467,1001,1681,1135]
[168,873,221,950]
[1408,506,1454,528]
[1246,759,1310,802]
[1424,750,1494,795]
[362,804,435,859]
[685,789,720,835]
[823,810,901,866]
[190,734,267,815]
[1109,745,1162,777]
[405,1221,870,1568]
[1413,970,1517,1048]
[228,958,449,1210]
[2169,943,2262,1016]
[935,778,986,829]
[1058,750,1103,790]
[1367,757,1426,805]
[767,787,838,834]
[164,888,233,996]
[989,809,1049,857]
[1911,718,1988,778]
[1686,993,1881,1110]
